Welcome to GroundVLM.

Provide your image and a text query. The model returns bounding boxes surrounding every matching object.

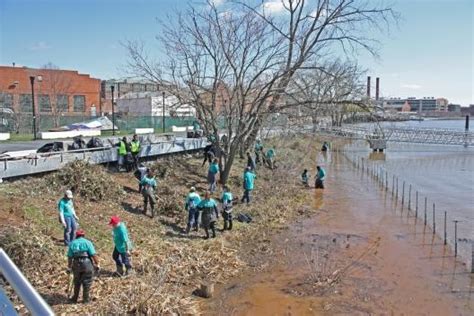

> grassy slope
[0,135,321,314]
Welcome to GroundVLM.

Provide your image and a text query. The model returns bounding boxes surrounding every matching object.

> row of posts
[352,155,473,274]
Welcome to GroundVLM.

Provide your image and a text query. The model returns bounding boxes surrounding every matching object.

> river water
[345,119,474,267]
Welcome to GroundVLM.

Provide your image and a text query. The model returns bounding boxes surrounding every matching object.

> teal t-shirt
[255,143,263,151]
[221,192,233,204]
[317,168,326,180]
[67,237,96,257]
[243,171,256,190]
[140,176,157,188]
[266,148,275,158]
[186,192,201,209]
[58,198,74,218]
[198,198,218,209]
[209,163,219,174]
[113,222,130,254]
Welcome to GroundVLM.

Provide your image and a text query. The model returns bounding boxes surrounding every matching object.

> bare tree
[125,0,397,184]
[40,63,73,128]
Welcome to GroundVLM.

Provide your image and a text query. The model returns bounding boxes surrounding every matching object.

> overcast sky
[1,0,472,106]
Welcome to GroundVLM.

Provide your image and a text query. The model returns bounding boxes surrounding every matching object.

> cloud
[28,41,51,51]
[210,0,224,6]
[401,84,422,90]
[262,0,288,14]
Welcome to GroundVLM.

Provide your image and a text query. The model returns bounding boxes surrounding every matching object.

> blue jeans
[113,247,132,269]
[64,216,77,246]
[241,189,251,204]
[187,208,199,230]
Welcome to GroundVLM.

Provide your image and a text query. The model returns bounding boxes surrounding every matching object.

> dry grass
[0,135,326,314]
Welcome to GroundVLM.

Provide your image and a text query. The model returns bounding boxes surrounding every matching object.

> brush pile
[45,160,124,201]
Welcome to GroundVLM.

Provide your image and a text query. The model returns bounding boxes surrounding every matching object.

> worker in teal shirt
[140,169,157,217]
[67,229,99,304]
[208,158,219,193]
[254,139,263,164]
[58,190,79,246]
[265,147,276,169]
[185,186,201,233]
[109,216,133,276]
[197,191,219,239]
[315,165,326,189]
[241,167,256,204]
[221,186,234,231]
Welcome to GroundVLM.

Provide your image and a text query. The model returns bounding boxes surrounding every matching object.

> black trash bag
[236,213,253,223]
[86,137,104,148]
[68,136,86,150]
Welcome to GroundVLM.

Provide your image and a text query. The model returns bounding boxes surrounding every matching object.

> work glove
[66,268,72,274]
[94,266,101,274]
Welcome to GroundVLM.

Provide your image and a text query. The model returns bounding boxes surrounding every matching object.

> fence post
[415,191,419,218]
[424,197,427,226]
[401,181,405,209]
[432,203,436,234]
[392,175,395,198]
[453,220,458,257]
[385,171,388,191]
[408,184,412,211]
[443,211,447,245]
[396,177,399,199]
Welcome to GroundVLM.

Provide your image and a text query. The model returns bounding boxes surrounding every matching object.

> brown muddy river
[204,151,473,315]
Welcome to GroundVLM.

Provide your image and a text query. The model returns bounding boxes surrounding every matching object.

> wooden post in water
[415,191,419,218]
[385,171,388,191]
[392,175,395,197]
[453,220,459,257]
[432,203,436,234]
[396,177,399,199]
[401,181,405,209]
[471,242,474,273]
[443,211,447,245]
[424,197,427,226]
[408,184,412,211]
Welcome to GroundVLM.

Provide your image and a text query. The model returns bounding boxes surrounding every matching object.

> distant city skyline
[0,0,472,106]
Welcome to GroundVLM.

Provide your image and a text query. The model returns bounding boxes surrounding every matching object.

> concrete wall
[0,133,10,141]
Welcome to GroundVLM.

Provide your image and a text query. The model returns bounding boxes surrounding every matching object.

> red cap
[76,229,85,237]
[109,216,120,226]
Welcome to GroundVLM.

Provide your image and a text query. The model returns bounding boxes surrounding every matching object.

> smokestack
[367,76,371,98]
[375,77,380,100]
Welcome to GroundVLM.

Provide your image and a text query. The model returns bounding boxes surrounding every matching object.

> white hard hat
[65,190,73,199]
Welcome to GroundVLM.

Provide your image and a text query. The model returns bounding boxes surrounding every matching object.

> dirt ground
[204,151,474,315]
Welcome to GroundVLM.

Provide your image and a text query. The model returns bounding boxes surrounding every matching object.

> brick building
[0,66,101,115]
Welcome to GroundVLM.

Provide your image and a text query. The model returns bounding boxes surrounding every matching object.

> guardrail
[0,248,54,316]
[0,137,207,180]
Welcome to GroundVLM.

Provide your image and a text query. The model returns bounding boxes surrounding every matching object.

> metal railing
[0,248,54,316]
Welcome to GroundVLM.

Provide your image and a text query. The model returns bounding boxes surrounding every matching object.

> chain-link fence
[0,112,196,134]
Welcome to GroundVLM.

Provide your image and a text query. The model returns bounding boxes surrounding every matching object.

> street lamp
[29,75,42,140]
[162,91,166,133]
[110,85,115,136]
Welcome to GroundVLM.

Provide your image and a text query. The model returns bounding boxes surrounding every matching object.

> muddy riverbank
[204,151,473,315]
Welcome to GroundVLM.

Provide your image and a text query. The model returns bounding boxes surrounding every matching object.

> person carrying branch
[185,186,201,234]
[197,191,219,239]
[58,190,79,246]
[141,169,157,218]
[67,229,99,304]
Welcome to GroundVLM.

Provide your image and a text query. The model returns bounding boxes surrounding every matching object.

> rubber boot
[115,265,124,277]
[125,267,134,276]
[211,225,216,238]
[70,283,81,303]
[143,204,147,216]
[186,224,191,234]
[228,220,233,231]
[204,228,210,239]
[82,285,90,303]
[150,204,155,218]
[223,220,228,231]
